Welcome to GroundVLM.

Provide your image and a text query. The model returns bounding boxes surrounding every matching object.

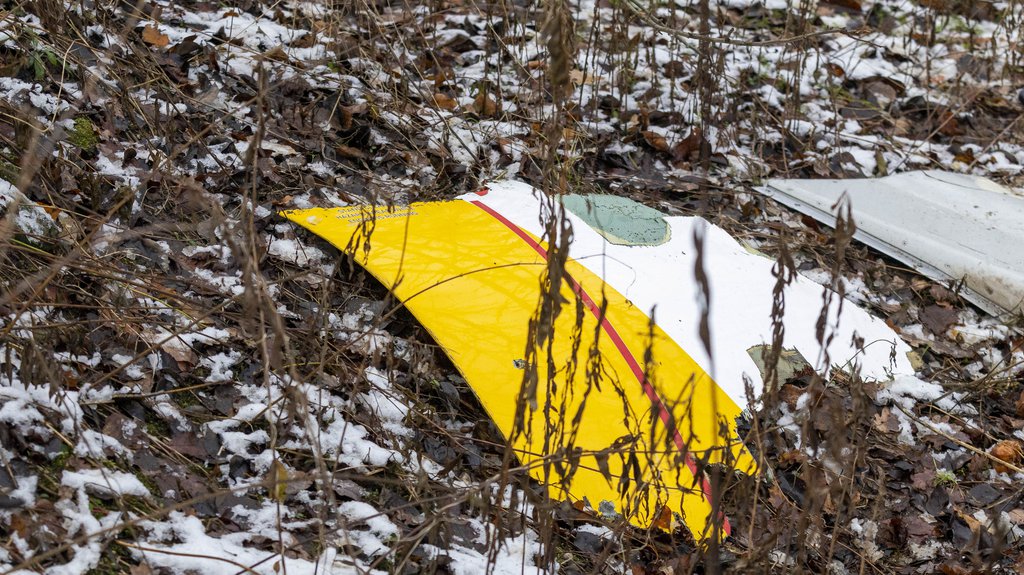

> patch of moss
[132,467,160,496]
[934,469,958,487]
[47,445,72,473]
[88,494,116,513]
[91,533,135,574]
[174,390,201,409]
[36,445,73,494]
[0,159,17,184]
[68,117,98,151]
[144,416,170,438]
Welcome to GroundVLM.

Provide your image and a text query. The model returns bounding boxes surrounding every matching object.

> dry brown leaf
[290,31,317,49]
[937,109,963,136]
[335,144,367,160]
[130,563,156,575]
[672,127,709,162]
[1007,508,1024,525]
[141,329,197,367]
[826,63,845,77]
[38,204,61,220]
[260,45,295,66]
[652,505,673,531]
[268,459,289,502]
[938,561,973,575]
[1015,390,1024,418]
[920,304,959,335]
[339,103,368,131]
[910,278,933,292]
[141,25,170,48]
[955,508,985,537]
[821,0,863,11]
[432,93,458,111]
[472,92,500,118]
[905,514,938,539]
[431,70,454,89]
[641,130,670,153]
[990,439,1023,473]
[893,117,912,137]
[918,0,950,9]
[777,450,807,466]
[779,383,804,410]
[568,69,600,86]
[910,468,936,491]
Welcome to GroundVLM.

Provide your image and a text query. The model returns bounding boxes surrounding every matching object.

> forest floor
[0,0,1023,573]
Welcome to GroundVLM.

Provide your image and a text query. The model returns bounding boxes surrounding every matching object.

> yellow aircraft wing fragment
[282,192,756,541]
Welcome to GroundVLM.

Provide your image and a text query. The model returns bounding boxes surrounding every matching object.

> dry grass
[0,0,1022,573]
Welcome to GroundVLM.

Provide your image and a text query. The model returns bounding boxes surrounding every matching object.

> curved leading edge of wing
[282,197,758,542]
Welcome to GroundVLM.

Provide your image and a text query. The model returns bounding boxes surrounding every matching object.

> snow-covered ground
[0,0,1022,572]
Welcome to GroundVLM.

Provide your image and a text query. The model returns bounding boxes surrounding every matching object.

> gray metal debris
[759,170,1024,315]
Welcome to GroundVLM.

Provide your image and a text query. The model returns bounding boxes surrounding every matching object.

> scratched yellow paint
[282,200,756,541]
